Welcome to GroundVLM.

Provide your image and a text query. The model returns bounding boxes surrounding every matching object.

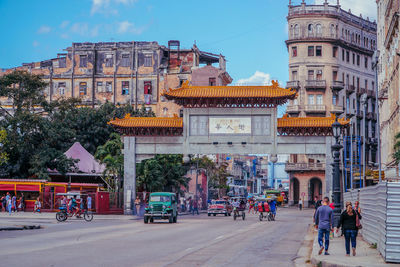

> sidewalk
[311,230,388,267]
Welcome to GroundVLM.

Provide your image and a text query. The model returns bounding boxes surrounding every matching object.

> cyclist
[70,196,79,216]
[232,199,240,216]
[268,198,277,220]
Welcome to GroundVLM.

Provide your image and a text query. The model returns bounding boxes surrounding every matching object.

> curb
[0,225,41,231]
[294,224,315,267]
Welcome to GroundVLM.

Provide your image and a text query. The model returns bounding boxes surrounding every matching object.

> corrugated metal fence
[343,182,400,263]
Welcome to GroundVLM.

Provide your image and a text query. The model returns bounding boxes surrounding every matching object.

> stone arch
[290,177,300,205]
[316,23,322,37]
[294,24,300,38]
[308,23,314,37]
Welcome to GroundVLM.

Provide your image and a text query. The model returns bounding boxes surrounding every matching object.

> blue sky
[0,0,376,86]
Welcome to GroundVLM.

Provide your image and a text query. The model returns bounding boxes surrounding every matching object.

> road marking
[215,235,224,240]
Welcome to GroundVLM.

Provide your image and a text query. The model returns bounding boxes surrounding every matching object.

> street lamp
[331,116,343,226]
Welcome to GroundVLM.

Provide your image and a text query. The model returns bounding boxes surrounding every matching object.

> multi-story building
[0,40,232,117]
[285,0,378,206]
[377,0,400,175]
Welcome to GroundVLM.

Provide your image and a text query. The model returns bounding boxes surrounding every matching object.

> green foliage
[393,132,400,164]
[95,133,124,191]
[0,129,8,165]
[136,154,190,193]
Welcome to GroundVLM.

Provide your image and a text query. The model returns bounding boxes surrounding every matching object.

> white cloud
[37,25,51,34]
[60,21,70,29]
[313,0,376,20]
[91,0,137,15]
[70,23,89,36]
[117,21,144,34]
[236,71,272,85]
[32,41,39,47]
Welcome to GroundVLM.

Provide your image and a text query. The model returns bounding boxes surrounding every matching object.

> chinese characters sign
[209,117,251,134]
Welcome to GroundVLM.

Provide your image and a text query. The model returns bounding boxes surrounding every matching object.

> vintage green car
[144,192,178,223]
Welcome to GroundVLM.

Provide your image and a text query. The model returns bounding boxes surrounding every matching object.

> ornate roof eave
[108,114,183,136]
[277,113,349,136]
[162,80,297,108]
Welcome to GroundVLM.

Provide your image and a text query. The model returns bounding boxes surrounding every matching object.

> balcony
[287,105,300,113]
[331,81,344,91]
[305,80,326,90]
[366,112,374,120]
[357,88,366,96]
[356,110,364,118]
[285,162,325,172]
[305,105,326,113]
[331,105,344,114]
[367,90,376,98]
[346,85,355,95]
[286,80,300,89]
[345,109,355,117]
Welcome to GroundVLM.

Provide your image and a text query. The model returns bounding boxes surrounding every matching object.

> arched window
[308,24,314,37]
[330,24,335,37]
[290,24,293,37]
[316,24,322,37]
[294,24,300,38]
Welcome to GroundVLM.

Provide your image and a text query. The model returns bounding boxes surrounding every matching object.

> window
[292,46,297,57]
[105,54,113,67]
[163,107,168,116]
[330,24,335,37]
[144,55,152,67]
[346,97,350,110]
[308,70,314,80]
[144,81,152,104]
[292,71,298,80]
[121,54,130,67]
[316,94,323,105]
[122,81,129,95]
[372,81,375,90]
[58,82,66,95]
[357,77,360,89]
[316,70,322,80]
[308,94,315,105]
[357,55,360,66]
[308,46,314,56]
[293,98,298,105]
[97,81,104,92]
[346,51,350,62]
[79,55,88,67]
[209,77,216,86]
[333,71,338,81]
[58,57,66,68]
[332,94,337,105]
[342,49,345,61]
[316,46,322,56]
[352,53,355,64]
[293,154,298,163]
[308,24,314,37]
[365,80,368,90]
[79,82,87,95]
[316,24,322,36]
[294,24,299,38]
[332,46,338,58]
[106,82,112,93]
[365,57,368,69]
[179,109,184,118]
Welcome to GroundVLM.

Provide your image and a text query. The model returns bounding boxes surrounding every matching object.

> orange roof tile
[277,114,349,128]
[108,114,183,128]
[162,80,297,99]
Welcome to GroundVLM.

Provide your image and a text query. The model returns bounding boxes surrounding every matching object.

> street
[0,208,312,267]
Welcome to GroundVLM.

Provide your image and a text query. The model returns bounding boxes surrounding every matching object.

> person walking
[5,192,10,212]
[337,202,362,256]
[314,197,334,255]
[34,197,41,213]
[87,195,92,211]
[299,198,303,211]
[192,198,199,215]
[20,193,25,212]
[134,196,141,216]
[12,195,17,212]
[7,196,12,215]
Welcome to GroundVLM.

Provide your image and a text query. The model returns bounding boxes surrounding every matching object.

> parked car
[207,199,233,216]
[144,192,178,223]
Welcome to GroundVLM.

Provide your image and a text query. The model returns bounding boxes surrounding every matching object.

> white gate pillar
[123,136,136,215]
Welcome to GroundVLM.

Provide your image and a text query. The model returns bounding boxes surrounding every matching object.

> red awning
[0,184,15,191]
[16,184,40,192]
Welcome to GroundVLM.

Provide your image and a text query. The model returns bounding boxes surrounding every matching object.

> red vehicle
[207,199,232,216]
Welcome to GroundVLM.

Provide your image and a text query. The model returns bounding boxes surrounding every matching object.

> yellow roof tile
[277,114,349,128]
[108,114,183,128]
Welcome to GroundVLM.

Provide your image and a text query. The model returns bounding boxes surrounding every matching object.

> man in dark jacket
[314,197,334,255]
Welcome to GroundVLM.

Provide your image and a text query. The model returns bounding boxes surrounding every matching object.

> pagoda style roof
[277,114,349,136]
[108,114,183,136]
[162,80,297,108]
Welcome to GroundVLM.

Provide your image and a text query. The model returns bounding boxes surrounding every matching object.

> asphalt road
[0,208,313,267]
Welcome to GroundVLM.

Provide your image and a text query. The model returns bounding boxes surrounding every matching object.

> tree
[136,155,190,193]
[393,132,400,164]
[0,129,8,165]
[95,133,124,192]
[195,156,229,198]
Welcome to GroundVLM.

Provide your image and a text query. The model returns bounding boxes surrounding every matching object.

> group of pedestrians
[177,196,203,215]
[0,192,25,214]
[314,197,362,257]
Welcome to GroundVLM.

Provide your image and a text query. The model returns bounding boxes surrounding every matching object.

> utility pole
[361,93,367,187]
[373,51,382,182]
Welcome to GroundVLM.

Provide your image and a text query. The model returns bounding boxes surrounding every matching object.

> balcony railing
[286,80,300,89]
[367,90,375,98]
[331,81,344,91]
[331,105,344,114]
[285,162,326,172]
[356,110,364,118]
[287,105,300,113]
[305,80,326,89]
[357,88,366,96]
[346,84,354,94]
[305,105,326,113]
